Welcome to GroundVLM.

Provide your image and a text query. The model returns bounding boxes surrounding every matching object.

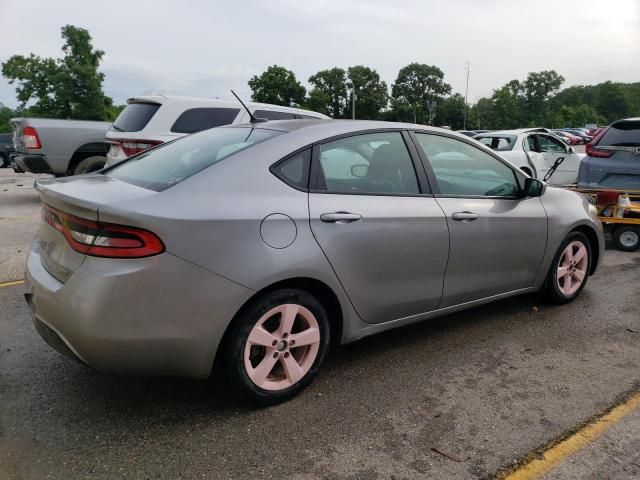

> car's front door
[308,131,449,324]
[532,134,582,184]
[413,132,548,307]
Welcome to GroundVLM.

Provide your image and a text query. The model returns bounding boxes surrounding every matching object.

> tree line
[248,65,640,130]
[2,25,640,134]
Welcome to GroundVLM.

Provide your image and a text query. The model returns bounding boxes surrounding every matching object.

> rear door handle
[452,211,479,222]
[320,212,362,223]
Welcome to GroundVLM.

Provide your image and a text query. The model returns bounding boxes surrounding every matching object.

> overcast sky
[1,0,639,109]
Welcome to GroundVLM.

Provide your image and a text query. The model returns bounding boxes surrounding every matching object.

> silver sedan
[24,120,604,404]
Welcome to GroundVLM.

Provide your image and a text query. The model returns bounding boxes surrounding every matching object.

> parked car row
[8,96,328,175]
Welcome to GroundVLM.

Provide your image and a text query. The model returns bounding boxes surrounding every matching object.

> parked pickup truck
[10,118,111,176]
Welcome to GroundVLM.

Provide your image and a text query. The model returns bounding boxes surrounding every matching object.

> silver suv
[105,95,329,166]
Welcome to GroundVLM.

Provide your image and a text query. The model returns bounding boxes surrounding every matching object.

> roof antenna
[231,90,268,123]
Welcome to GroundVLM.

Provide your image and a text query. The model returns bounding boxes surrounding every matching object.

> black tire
[73,156,106,175]
[613,225,640,252]
[223,289,331,405]
[543,231,592,304]
[0,153,8,168]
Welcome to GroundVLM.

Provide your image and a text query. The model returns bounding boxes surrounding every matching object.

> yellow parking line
[0,279,24,288]
[500,391,640,480]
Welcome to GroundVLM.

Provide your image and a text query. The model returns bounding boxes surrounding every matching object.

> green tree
[308,68,348,118]
[491,81,525,128]
[594,81,633,123]
[0,104,14,133]
[391,63,451,124]
[345,66,388,120]
[248,65,306,107]
[437,93,466,129]
[522,70,565,125]
[2,25,112,120]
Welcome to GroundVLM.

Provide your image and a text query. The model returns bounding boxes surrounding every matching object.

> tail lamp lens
[42,205,164,258]
[23,126,42,149]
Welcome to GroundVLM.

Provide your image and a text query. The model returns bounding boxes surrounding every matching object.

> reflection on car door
[413,132,548,307]
[308,131,450,324]
[534,134,581,184]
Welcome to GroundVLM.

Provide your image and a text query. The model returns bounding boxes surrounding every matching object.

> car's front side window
[538,135,567,153]
[315,132,420,195]
[415,133,519,198]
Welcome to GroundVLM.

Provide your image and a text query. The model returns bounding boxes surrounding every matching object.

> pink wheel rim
[243,304,321,391]
[557,241,588,296]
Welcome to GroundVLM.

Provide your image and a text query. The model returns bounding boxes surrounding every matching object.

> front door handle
[452,211,479,222]
[320,212,362,224]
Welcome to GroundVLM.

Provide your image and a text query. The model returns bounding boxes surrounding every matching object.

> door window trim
[308,129,433,197]
[409,130,526,200]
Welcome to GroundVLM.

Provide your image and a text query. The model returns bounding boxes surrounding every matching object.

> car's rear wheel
[73,156,106,175]
[543,231,591,304]
[223,289,330,405]
[613,225,640,252]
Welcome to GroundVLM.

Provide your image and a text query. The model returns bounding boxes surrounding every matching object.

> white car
[474,128,584,185]
[105,95,329,166]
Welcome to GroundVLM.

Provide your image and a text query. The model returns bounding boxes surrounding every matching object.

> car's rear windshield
[599,121,640,147]
[112,102,161,132]
[475,135,517,151]
[106,127,283,191]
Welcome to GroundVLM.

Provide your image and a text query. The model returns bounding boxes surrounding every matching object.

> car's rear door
[308,130,449,324]
[412,132,548,307]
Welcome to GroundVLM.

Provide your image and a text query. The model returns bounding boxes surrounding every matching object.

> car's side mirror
[524,177,546,197]
[568,146,575,154]
[351,164,368,177]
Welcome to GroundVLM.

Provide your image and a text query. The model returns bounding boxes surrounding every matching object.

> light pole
[351,86,356,120]
[463,60,471,129]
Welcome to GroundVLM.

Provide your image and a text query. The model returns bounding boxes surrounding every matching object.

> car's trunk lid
[35,174,155,283]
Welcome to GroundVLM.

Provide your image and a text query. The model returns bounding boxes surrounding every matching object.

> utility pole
[463,60,471,130]
[351,86,356,120]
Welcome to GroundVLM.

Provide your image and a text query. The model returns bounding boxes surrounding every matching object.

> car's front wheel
[543,231,592,304]
[223,289,331,405]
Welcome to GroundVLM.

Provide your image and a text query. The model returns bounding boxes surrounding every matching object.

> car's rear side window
[107,127,283,191]
[254,110,296,120]
[476,135,516,151]
[271,149,311,190]
[170,108,241,134]
[295,114,320,120]
[599,121,640,147]
[112,103,160,132]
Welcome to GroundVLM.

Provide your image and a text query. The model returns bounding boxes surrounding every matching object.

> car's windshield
[107,127,283,191]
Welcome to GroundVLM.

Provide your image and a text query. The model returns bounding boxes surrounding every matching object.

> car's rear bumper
[24,241,254,379]
[13,153,53,174]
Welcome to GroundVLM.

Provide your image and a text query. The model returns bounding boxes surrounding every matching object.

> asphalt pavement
[0,167,639,479]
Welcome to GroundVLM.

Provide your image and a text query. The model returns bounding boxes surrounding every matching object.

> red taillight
[42,205,164,258]
[111,139,162,157]
[586,127,613,158]
[23,126,42,149]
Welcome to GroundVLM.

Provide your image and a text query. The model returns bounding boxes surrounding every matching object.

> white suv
[105,95,329,166]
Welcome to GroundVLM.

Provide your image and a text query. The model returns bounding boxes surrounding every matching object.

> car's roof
[224,119,466,137]
[126,94,329,118]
